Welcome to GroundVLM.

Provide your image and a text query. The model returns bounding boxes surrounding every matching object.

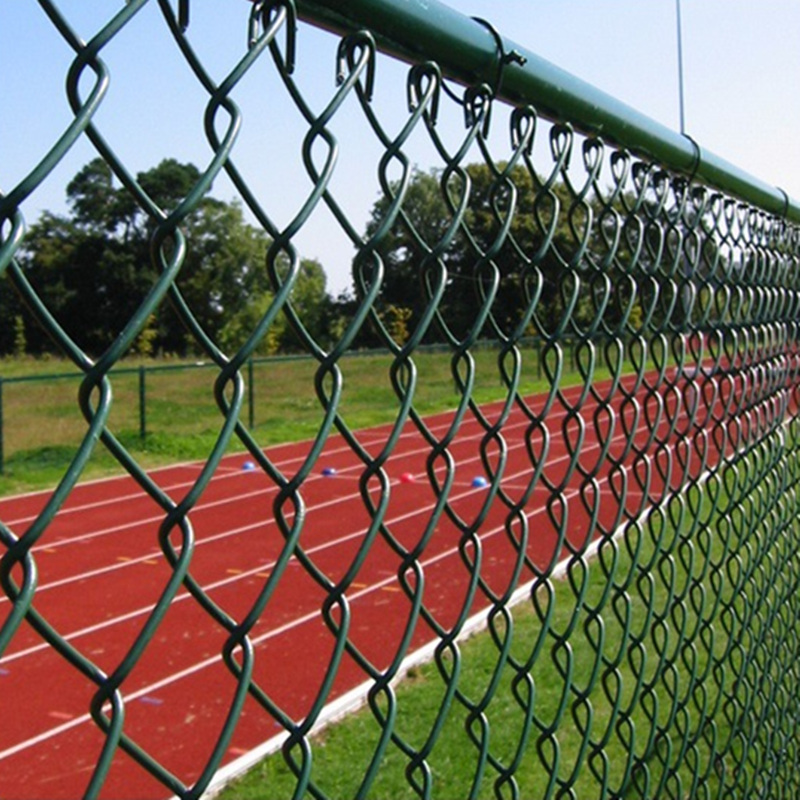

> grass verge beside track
[217,449,791,799]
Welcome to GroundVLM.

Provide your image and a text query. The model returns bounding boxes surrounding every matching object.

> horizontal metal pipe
[297,0,800,223]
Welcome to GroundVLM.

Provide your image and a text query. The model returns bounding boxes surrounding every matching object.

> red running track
[0,371,736,799]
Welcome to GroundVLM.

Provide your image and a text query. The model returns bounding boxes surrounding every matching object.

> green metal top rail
[298,0,800,224]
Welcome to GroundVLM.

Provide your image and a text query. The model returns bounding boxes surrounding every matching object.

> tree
[361,163,583,343]
[13,158,335,358]
[381,304,413,345]
[0,262,28,354]
[215,256,330,356]
[158,196,271,353]
[271,257,330,351]
[15,208,146,354]
[361,168,452,322]
[66,158,132,233]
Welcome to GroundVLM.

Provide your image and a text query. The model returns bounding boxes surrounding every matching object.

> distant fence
[0,341,557,475]
[0,356,297,474]
[1,2,799,800]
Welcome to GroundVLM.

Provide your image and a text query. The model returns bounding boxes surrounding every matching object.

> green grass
[217,446,800,799]
[0,346,565,495]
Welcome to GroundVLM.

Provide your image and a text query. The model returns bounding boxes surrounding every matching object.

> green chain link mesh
[1,2,799,798]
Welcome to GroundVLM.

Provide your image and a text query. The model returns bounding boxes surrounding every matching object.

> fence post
[0,377,4,474]
[248,357,255,429]
[139,365,146,440]
[536,338,542,381]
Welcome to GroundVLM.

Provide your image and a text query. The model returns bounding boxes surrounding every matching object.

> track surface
[0,373,717,799]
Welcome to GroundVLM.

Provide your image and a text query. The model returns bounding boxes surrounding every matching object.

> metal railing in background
[0,358,271,474]
[0,342,555,475]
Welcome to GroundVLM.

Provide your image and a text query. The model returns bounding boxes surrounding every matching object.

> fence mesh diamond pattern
[1,1,799,798]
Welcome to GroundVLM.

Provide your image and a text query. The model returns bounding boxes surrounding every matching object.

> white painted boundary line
[204,381,790,798]
[200,424,739,799]
[0,382,606,603]
[0,400,656,663]
[200,505,654,799]
[0,480,616,764]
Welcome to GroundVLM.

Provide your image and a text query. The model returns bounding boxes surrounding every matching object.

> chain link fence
[1,1,799,798]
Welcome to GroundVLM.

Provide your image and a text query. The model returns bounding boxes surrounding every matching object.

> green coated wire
[1,2,800,799]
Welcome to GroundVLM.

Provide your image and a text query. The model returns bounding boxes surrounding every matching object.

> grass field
[217,448,795,800]
[0,344,561,495]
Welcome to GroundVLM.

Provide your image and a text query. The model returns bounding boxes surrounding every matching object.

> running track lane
[0,372,735,799]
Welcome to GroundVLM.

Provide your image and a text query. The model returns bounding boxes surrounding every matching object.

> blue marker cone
[322,467,337,476]
[242,461,256,471]
[471,476,488,489]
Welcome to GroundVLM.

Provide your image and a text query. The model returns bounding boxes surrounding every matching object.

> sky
[2,1,799,296]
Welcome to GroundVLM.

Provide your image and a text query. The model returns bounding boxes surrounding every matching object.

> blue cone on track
[242,461,256,471]
[472,476,489,488]
[322,467,337,476]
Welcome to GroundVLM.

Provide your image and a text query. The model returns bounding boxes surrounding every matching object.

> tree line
[3,156,688,360]
[1,158,338,358]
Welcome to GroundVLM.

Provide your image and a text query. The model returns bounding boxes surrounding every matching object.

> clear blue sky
[448,0,800,200]
[2,1,798,296]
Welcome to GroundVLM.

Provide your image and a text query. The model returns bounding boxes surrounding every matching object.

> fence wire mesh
[1,1,800,798]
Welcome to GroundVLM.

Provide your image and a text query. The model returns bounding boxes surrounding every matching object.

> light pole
[676,0,686,134]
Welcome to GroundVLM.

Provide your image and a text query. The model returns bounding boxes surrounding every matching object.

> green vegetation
[217,448,792,800]
[2,158,333,359]
[0,343,561,495]
[2,157,660,365]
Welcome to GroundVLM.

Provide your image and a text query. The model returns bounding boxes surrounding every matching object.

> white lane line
[8,384,644,556]
[0,473,643,763]
[0,412,496,526]
[0,378,598,530]
[0,378,681,762]
[0,403,669,605]
[0,420,644,664]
